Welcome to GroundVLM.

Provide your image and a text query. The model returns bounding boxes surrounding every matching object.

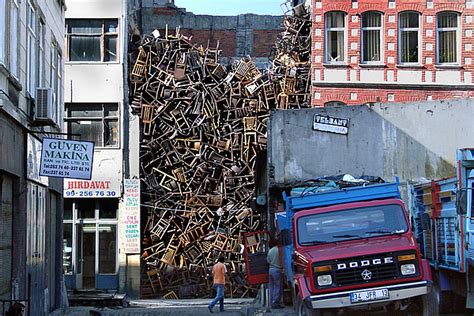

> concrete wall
[268,99,474,186]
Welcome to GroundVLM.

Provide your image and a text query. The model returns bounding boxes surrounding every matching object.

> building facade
[311,0,474,106]
[0,0,66,314]
[63,0,141,296]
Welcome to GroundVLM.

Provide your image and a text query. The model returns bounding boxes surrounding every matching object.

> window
[66,104,119,147]
[361,11,383,63]
[399,12,420,64]
[38,20,46,87]
[325,12,346,63]
[324,101,346,107]
[99,224,116,273]
[51,41,62,125]
[0,0,6,65]
[297,204,408,245]
[66,19,118,62]
[9,0,19,78]
[437,12,459,64]
[27,2,37,95]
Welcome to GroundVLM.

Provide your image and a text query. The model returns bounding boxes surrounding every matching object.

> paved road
[50,299,473,316]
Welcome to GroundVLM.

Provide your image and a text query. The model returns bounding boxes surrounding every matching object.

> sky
[174,0,285,16]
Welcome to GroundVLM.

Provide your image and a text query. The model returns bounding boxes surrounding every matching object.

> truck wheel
[420,287,439,316]
[295,293,321,316]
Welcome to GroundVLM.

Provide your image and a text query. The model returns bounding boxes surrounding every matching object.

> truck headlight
[317,274,332,286]
[401,264,416,275]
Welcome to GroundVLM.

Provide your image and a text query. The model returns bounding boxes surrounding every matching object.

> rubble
[128,1,311,298]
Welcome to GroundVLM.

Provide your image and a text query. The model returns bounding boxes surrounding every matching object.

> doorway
[64,198,118,290]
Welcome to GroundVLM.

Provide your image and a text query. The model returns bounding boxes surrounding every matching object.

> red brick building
[311,0,474,106]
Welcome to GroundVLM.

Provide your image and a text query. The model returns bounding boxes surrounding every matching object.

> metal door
[243,231,270,285]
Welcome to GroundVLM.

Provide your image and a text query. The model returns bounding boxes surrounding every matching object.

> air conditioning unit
[34,88,54,125]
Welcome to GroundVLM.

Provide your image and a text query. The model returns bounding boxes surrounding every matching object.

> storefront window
[63,223,73,274]
[99,199,118,219]
[99,224,116,273]
[64,199,73,220]
[78,199,95,219]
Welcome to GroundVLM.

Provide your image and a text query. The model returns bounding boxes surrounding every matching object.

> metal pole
[27,273,31,316]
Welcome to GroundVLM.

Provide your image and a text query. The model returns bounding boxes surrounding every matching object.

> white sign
[64,180,120,198]
[123,179,140,254]
[40,138,94,179]
[313,114,350,135]
[27,135,49,185]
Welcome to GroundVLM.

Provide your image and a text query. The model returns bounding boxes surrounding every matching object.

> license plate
[350,288,389,303]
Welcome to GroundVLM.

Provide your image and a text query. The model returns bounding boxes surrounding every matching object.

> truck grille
[332,254,399,287]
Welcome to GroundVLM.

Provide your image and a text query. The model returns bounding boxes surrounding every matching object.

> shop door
[76,224,96,289]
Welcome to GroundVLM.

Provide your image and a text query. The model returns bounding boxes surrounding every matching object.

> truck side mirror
[280,229,292,246]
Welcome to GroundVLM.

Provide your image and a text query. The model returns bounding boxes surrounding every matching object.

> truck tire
[295,293,321,316]
[420,288,439,316]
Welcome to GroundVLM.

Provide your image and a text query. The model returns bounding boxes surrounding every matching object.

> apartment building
[311,0,474,106]
[63,0,141,296]
[0,0,66,314]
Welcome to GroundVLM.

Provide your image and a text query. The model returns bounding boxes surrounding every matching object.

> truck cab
[276,180,436,315]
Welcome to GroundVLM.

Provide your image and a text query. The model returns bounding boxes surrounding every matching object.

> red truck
[245,180,437,316]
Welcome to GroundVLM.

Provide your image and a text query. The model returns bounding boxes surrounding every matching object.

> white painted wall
[324,69,346,82]
[397,70,423,84]
[64,65,124,102]
[360,69,384,83]
[65,0,124,18]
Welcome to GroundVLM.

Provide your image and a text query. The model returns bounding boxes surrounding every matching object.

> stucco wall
[269,99,474,186]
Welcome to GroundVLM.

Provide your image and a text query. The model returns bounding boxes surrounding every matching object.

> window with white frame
[9,0,19,78]
[51,41,62,125]
[66,19,118,62]
[38,20,46,87]
[27,1,37,95]
[361,11,383,63]
[65,104,119,147]
[437,12,459,64]
[399,12,420,63]
[325,11,346,63]
[0,0,6,65]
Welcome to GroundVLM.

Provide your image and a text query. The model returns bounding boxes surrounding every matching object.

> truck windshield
[297,204,408,245]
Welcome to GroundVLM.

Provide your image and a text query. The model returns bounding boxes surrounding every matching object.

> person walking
[208,256,226,313]
[267,239,283,309]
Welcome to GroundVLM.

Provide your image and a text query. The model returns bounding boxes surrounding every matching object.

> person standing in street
[267,239,283,309]
[208,256,226,313]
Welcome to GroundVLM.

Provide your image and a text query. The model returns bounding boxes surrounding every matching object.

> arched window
[361,11,383,63]
[437,12,460,64]
[399,11,421,64]
[324,101,346,107]
[325,11,347,64]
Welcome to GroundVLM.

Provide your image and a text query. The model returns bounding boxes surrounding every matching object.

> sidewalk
[50,298,295,316]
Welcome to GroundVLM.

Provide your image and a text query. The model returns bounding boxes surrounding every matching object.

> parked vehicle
[410,148,474,313]
[271,178,436,315]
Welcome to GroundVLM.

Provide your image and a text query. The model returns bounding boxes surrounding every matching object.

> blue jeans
[208,284,224,311]
[269,267,282,307]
